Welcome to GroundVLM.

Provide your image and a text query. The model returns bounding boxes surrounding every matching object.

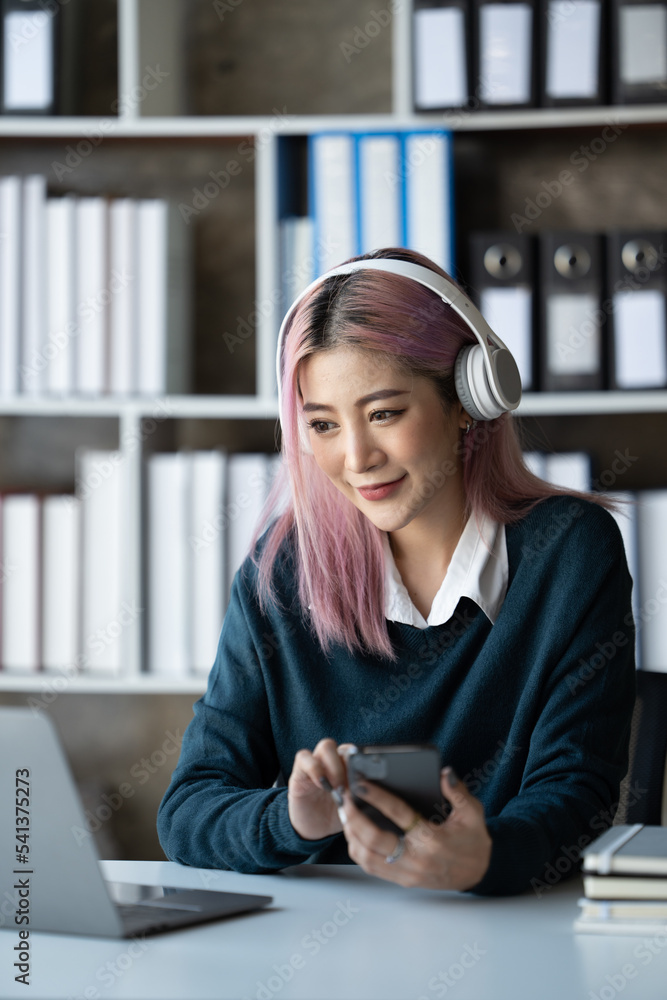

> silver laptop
[0,707,272,937]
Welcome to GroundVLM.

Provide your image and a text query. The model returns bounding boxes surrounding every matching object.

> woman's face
[298,345,468,535]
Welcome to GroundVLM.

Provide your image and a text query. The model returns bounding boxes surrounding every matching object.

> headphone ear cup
[455,344,516,421]
[491,347,522,410]
[455,344,493,422]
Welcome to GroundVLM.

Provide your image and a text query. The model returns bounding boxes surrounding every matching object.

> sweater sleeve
[157,566,337,872]
[468,504,637,897]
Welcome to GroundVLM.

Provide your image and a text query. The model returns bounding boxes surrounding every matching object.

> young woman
[158,247,636,896]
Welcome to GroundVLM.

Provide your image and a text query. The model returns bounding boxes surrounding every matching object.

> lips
[356,475,406,501]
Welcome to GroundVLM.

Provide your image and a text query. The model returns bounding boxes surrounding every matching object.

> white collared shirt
[382,514,508,629]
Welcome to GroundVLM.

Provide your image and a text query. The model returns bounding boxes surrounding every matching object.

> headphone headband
[276,257,522,432]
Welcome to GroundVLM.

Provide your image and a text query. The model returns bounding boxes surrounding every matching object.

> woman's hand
[288,738,355,841]
[341,767,492,891]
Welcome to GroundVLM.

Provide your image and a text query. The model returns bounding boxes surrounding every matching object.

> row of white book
[0,175,190,397]
[279,130,455,318]
[0,449,280,676]
[305,130,454,277]
[1,448,666,676]
[146,449,282,677]
[526,450,653,667]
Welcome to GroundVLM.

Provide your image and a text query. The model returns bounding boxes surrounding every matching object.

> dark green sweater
[157,495,636,896]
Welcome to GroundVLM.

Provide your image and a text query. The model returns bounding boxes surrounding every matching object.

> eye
[307,419,335,435]
[369,409,403,422]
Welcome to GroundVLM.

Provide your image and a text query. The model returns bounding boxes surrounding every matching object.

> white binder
[1,494,40,672]
[189,451,227,675]
[78,449,126,673]
[0,175,21,395]
[147,452,190,676]
[310,133,357,273]
[20,175,47,395]
[357,133,402,254]
[76,198,108,395]
[478,2,533,106]
[619,4,667,87]
[545,1,602,100]
[414,6,468,109]
[613,290,667,389]
[225,453,272,603]
[45,196,76,394]
[2,8,54,112]
[109,199,137,395]
[404,131,453,273]
[42,496,80,671]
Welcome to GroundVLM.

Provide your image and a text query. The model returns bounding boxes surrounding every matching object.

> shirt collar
[382,514,508,629]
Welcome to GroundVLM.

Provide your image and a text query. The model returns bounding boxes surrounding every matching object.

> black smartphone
[346,744,449,836]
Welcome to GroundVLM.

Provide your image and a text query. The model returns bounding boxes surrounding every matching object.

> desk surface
[1,859,666,999]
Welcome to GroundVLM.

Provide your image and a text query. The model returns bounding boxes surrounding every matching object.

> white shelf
[0,392,664,419]
[0,395,280,418]
[413,105,667,132]
[0,672,207,694]
[1,106,667,139]
[516,391,667,417]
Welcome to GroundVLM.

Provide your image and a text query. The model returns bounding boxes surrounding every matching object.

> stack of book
[0,448,282,678]
[0,450,131,676]
[521,452,667,671]
[282,129,453,282]
[0,174,191,397]
[146,449,282,678]
[575,825,667,935]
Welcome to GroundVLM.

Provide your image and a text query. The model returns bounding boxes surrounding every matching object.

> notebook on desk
[0,707,272,938]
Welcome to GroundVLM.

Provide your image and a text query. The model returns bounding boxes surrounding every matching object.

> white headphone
[276,258,522,441]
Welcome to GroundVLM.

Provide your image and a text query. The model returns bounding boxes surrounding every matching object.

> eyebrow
[301,389,411,413]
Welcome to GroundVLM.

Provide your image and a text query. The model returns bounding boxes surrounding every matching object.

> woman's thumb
[440,766,470,813]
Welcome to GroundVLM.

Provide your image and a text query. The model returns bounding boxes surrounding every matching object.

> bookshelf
[1,0,667,693]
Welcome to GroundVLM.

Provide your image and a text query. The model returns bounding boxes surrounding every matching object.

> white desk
[1,860,666,999]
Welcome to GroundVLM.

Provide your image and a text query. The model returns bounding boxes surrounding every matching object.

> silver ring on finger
[385,834,405,864]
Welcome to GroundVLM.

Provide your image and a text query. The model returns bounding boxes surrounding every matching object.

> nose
[343,423,384,475]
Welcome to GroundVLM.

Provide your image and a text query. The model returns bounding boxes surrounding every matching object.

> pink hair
[252,248,616,661]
